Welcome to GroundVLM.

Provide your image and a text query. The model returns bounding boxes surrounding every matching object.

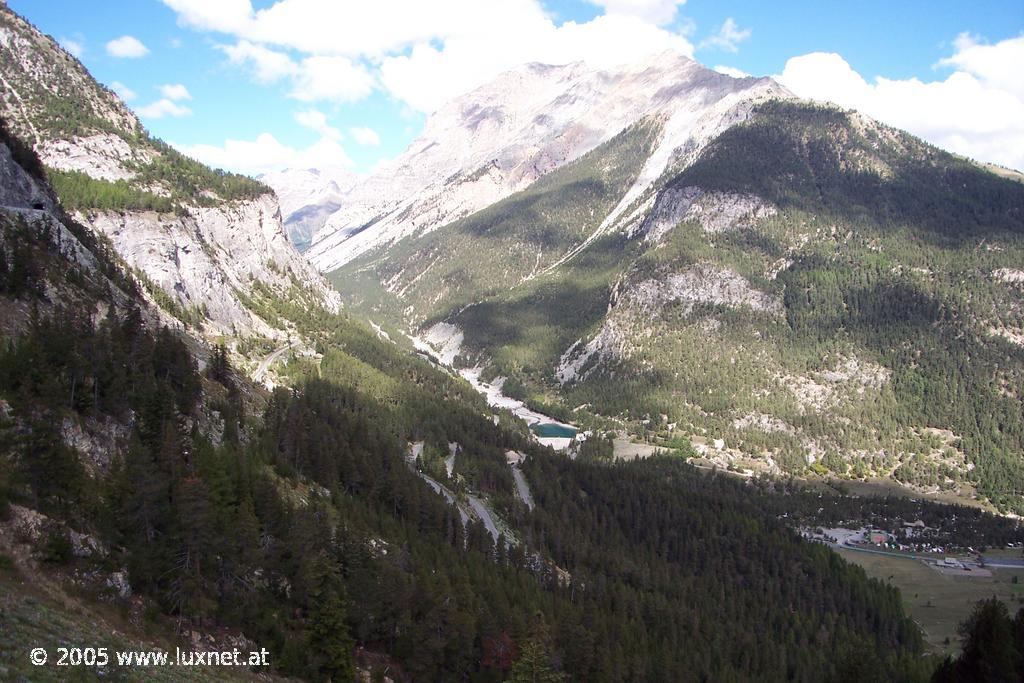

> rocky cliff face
[84,192,335,337]
[0,141,51,212]
[0,5,339,341]
[307,52,790,272]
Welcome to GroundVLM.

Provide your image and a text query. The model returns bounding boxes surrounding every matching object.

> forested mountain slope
[0,116,941,681]
[334,82,1024,513]
[0,5,339,344]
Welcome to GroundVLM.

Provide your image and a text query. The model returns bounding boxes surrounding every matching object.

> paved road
[981,556,1024,568]
[833,543,933,562]
[253,342,297,384]
[418,473,470,526]
[835,543,1024,570]
[467,494,501,541]
[404,443,505,544]
[511,466,535,510]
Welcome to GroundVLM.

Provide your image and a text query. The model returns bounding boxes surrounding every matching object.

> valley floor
[835,547,1024,655]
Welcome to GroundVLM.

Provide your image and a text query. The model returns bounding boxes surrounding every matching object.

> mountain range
[259,166,359,252]
[295,52,788,272]
[1,2,1023,680]
[285,50,1024,514]
[0,83,943,682]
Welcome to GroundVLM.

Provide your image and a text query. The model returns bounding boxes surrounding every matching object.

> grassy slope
[0,550,275,682]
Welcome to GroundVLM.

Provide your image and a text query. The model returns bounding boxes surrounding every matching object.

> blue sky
[11,0,1024,174]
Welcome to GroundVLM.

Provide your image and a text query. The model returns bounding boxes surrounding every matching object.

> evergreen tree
[170,475,218,621]
[233,495,261,569]
[0,416,15,518]
[0,241,8,292]
[117,435,172,594]
[509,612,566,683]
[306,549,357,682]
[208,343,232,389]
[22,413,85,516]
[933,597,1022,683]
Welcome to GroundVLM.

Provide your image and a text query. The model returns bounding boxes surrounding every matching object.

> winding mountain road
[511,466,535,510]
[467,494,501,540]
[253,341,297,384]
[419,474,471,526]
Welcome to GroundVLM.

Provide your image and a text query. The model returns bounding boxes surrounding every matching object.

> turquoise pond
[530,423,578,438]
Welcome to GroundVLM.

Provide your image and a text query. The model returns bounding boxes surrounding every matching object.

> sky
[11,0,1024,175]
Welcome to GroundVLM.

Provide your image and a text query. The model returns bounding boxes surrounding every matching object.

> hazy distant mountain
[259,167,359,251]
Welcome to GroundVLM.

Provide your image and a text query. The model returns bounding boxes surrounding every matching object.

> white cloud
[59,36,84,58]
[173,132,353,175]
[161,1,588,165]
[778,53,869,106]
[163,0,518,57]
[106,35,149,59]
[777,34,1024,171]
[585,0,686,26]
[938,32,1024,99]
[349,126,380,146]
[289,55,375,103]
[713,65,750,79]
[295,109,341,140]
[158,83,192,101]
[219,41,374,103]
[380,13,693,112]
[163,0,694,112]
[219,40,297,83]
[136,99,192,118]
[110,81,137,101]
[163,0,253,34]
[699,18,751,53]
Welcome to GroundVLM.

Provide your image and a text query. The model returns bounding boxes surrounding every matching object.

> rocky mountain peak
[305,52,792,272]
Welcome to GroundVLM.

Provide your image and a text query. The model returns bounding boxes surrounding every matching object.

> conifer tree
[23,413,84,516]
[208,343,232,388]
[933,597,1022,682]
[306,549,356,681]
[509,612,566,683]
[0,242,8,292]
